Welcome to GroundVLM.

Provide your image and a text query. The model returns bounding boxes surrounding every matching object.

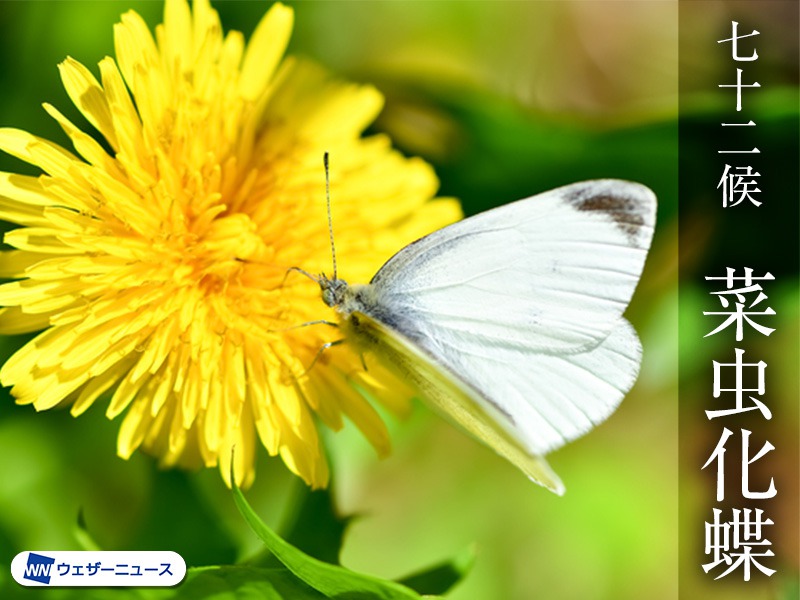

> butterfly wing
[371,179,655,354]
[361,180,655,478]
[343,310,566,494]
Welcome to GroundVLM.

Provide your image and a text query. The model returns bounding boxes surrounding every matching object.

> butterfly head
[319,275,349,308]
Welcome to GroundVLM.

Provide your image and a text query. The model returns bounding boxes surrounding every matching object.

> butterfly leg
[283,266,319,284]
[302,339,345,376]
[269,320,339,332]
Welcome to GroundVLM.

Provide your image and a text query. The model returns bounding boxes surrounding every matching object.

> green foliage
[282,490,352,565]
[396,547,475,597]
[1,482,470,600]
[163,566,328,600]
[231,482,472,599]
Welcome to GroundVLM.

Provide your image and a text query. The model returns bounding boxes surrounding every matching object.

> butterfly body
[318,179,656,494]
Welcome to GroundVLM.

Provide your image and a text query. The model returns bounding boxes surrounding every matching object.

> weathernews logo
[11,551,185,587]
[22,553,55,584]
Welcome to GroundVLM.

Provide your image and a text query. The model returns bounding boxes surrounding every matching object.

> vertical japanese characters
[701,22,777,582]
[716,21,761,206]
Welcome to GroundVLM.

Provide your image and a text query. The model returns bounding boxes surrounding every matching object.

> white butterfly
[318,179,656,494]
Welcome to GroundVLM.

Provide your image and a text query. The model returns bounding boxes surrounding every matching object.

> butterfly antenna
[324,152,338,281]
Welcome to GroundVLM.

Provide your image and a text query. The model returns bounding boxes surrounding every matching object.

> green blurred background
[0,1,793,599]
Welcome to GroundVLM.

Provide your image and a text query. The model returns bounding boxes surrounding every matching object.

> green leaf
[0,583,146,600]
[163,565,328,600]
[282,488,352,565]
[397,545,475,597]
[232,483,422,600]
[1,566,328,600]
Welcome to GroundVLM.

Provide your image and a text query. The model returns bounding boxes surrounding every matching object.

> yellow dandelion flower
[0,0,461,488]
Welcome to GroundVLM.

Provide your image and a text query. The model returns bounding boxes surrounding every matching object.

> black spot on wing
[562,181,653,244]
